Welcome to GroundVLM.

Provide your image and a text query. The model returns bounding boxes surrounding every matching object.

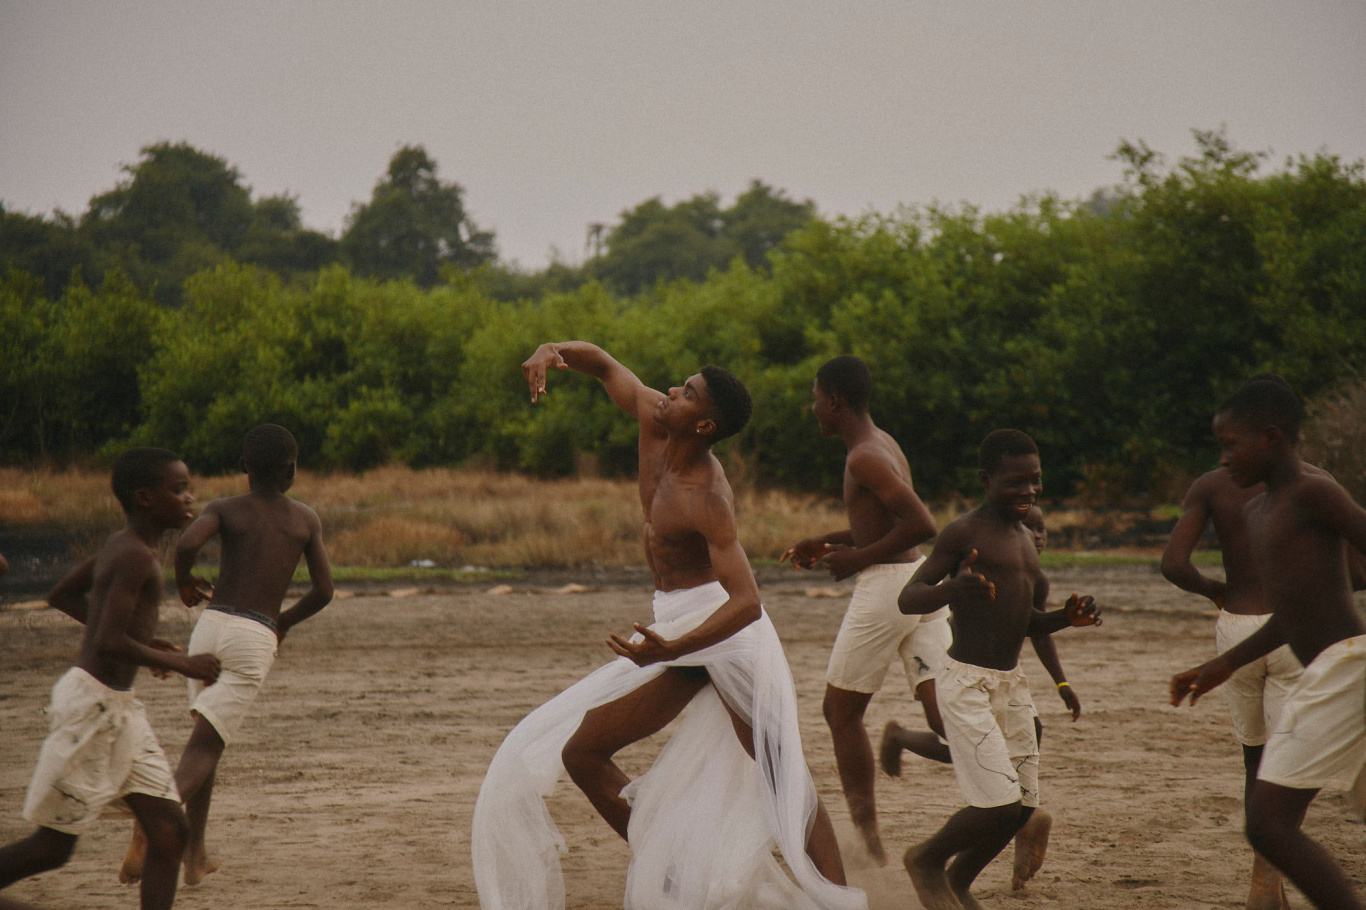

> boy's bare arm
[1027,593,1101,635]
[522,341,659,421]
[1160,480,1225,605]
[1029,633,1081,720]
[93,550,220,682]
[277,511,334,641]
[1171,614,1285,706]
[899,529,990,614]
[47,556,97,623]
[818,448,937,580]
[608,496,761,666]
[175,505,221,606]
[780,529,854,569]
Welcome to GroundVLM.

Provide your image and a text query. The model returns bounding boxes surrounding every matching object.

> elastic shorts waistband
[208,604,278,632]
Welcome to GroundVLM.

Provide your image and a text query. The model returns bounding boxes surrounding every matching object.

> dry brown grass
[0,465,863,569]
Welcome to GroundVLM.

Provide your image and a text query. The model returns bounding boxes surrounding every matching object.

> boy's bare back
[193,492,325,622]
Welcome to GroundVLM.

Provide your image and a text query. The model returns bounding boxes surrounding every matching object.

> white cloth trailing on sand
[471,581,867,910]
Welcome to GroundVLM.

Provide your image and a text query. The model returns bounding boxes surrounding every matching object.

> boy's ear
[133,488,154,509]
[978,468,991,488]
[695,417,718,438]
[1262,425,1287,448]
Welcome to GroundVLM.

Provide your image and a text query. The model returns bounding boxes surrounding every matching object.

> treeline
[3,130,1365,499]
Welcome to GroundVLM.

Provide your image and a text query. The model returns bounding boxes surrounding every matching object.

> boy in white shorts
[781,355,940,864]
[119,425,332,887]
[0,448,221,910]
[899,430,1100,910]
[1173,379,1366,910]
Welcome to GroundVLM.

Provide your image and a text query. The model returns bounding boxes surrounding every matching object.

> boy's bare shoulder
[99,530,160,577]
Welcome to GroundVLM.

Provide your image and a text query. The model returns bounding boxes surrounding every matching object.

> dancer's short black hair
[815,355,873,413]
[1218,379,1303,443]
[700,366,753,443]
[980,429,1039,473]
[243,424,298,477]
[111,447,182,512]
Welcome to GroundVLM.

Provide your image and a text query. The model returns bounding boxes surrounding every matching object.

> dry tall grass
[1302,373,1366,506]
[0,465,862,569]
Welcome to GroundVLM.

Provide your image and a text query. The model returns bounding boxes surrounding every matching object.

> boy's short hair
[815,355,872,413]
[700,365,753,443]
[111,447,182,512]
[1218,379,1304,442]
[243,424,298,476]
[980,429,1039,473]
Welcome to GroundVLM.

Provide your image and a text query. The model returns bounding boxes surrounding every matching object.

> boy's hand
[1058,683,1082,721]
[1064,593,1101,626]
[606,623,676,667]
[178,576,214,607]
[779,538,829,570]
[522,344,568,403]
[952,549,995,600]
[181,653,222,685]
[817,543,863,581]
[1170,657,1231,706]
[147,639,182,680]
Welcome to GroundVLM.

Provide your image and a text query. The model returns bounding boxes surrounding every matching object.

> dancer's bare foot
[904,842,962,910]
[117,823,147,884]
[856,821,888,866]
[1246,852,1290,910]
[183,847,222,886]
[951,886,985,910]
[879,721,904,777]
[1011,807,1051,890]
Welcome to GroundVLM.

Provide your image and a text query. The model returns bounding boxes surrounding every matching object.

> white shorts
[186,607,278,745]
[825,559,950,694]
[1216,611,1303,747]
[1258,635,1366,792]
[938,658,1040,809]
[23,668,179,835]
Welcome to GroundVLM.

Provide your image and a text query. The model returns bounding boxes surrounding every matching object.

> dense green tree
[341,145,496,287]
[589,181,815,295]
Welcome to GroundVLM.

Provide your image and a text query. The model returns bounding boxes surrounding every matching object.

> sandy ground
[2,564,1364,909]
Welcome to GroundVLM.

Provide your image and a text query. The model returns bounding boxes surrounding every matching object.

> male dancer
[472,342,864,910]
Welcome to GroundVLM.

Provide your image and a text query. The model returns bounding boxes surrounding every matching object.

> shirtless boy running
[472,342,864,910]
[0,448,221,910]
[120,424,333,886]
[1172,379,1366,910]
[779,355,940,864]
[898,430,1100,910]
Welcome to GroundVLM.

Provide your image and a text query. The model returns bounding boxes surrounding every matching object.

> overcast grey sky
[3,2,1364,268]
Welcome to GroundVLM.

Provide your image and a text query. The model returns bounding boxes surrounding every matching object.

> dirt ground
[2,564,1364,909]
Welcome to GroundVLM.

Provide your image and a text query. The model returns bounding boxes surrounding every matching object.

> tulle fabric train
[471,581,867,910]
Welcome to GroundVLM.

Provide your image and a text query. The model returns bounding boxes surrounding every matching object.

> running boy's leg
[123,793,188,910]
[0,829,76,890]
[175,716,226,885]
[1246,782,1363,910]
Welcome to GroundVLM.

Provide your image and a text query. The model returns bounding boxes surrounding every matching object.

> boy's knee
[561,737,603,783]
[822,691,866,729]
[19,828,77,873]
[141,812,190,859]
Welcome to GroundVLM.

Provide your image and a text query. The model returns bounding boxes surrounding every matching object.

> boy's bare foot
[904,842,962,910]
[183,848,222,886]
[118,824,147,884]
[1011,807,1051,890]
[1246,852,1290,910]
[855,821,888,866]
[952,887,985,910]
[879,721,904,777]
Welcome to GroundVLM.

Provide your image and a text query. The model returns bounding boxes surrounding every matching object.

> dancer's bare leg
[724,701,847,886]
[175,716,225,886]
[1247,782,1362,910]
[823,685,885,864]
[561,668,709,840]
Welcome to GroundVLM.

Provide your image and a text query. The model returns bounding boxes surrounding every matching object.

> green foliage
[341,145,496,287]
[4,131,1365,503]
[589,181,815,295]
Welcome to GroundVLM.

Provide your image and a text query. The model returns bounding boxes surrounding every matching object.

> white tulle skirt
[471,581,867,910]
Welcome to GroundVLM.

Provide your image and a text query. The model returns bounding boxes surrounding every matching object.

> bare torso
[1202,472,1271,615]
[207,492,317,619]
[639,430,728,592]
[941,511,1045,671]
[77,531,165,689]
[845,431,920,563]
[1248,473,1366,665]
